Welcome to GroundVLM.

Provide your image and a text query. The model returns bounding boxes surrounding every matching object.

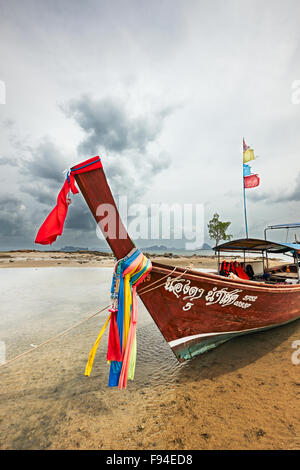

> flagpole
[243,172,249,238]
[242,139,249,238]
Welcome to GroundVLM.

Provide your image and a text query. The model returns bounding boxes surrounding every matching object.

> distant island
[201,243,212,250]
[142,243,212,252]
[60,246,89,252]
[143,245,170,252]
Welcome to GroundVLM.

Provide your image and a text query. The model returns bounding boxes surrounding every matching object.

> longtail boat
[35,156,300,366]
[71,158,300,362]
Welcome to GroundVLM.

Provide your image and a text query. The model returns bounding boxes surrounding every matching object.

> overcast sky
[1,0,300,250]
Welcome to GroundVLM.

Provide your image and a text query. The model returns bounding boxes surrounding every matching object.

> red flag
[35,156,102,245]
[243,138,249,152]
[244,174,260,188]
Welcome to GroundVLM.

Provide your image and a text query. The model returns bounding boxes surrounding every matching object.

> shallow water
[0,267,184,387]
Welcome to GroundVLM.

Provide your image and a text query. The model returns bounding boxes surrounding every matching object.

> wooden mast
[74,167,135,260]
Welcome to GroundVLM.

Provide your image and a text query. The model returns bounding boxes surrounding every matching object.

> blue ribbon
[70,158,101,173]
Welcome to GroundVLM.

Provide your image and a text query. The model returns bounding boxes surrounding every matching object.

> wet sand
[0,254,299,450]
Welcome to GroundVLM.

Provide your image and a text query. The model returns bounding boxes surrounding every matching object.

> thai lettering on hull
[164,277,258,311]
[205,287,242,307]
[164,277,204,311]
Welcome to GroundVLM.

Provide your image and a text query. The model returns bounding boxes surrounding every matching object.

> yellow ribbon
[84,313,111,377]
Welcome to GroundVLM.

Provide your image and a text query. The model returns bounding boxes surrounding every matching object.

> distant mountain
[142,242,212,252]
[201,243,212,250]
[60,246,89,252]
[143,245,175,252]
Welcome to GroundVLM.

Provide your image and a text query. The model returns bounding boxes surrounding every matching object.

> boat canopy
[264,223,300,241]
[214,238,300,254]
[265,223,300,229]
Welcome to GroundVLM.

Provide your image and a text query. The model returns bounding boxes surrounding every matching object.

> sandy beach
[0,250,281,269]
[0,252,299,450]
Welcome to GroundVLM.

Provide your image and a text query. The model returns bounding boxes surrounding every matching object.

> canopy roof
[214,238,300,254]
[265,223,300,229]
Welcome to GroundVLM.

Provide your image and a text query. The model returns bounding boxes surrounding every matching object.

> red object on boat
[234,263,250,279]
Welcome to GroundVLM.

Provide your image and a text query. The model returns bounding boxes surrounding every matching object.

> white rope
[0,304,110,370]
[138,266,190,296]
[138,265,179,294]
[0,263,194,370]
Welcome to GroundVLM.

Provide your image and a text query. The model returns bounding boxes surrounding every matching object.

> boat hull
[137,262,300,361]
[74,164,300,363]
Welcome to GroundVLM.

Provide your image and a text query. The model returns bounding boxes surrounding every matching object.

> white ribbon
[62,168,71,179]
[63,168,72,205]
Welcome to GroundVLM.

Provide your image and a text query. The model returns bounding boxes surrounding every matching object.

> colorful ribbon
[85,248,152,388]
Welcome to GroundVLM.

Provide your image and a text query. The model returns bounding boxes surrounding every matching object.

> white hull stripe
[168,320,298,348]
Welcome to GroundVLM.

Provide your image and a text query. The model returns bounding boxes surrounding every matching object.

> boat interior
[215,224,300,285]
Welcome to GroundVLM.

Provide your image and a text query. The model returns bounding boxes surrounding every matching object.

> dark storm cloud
[0,196,26,236]
[63,95,174,155]
[20,139,67,184]
[16,138,71,207]
[150,151,171,175]
[19,182,57,206]
[64,200,95,231]
[248,171,300,204]
[277,171,300,202]
[104,158,142,198]
[4,93,173,246]
[61,95,172,204]
[247,191,270,202]
[103,155,170,201]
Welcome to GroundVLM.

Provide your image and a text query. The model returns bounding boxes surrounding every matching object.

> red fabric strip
[35,156,101,245]
[106,310,122,362]
[35,176,78,245]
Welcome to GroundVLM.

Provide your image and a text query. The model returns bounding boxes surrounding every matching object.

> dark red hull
[74,165,300,362]
[136,262,300,360]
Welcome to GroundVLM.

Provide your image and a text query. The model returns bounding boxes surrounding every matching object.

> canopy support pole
[296,254,300,283]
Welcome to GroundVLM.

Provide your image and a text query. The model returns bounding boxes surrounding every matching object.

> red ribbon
[35,156,102,245]
[106,309,122,362]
